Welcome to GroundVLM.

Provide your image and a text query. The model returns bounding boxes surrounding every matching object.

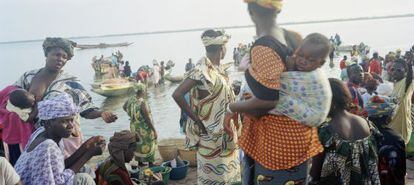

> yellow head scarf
[244,0,283,11]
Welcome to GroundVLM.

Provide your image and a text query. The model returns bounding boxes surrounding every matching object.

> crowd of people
[0,0,413,185]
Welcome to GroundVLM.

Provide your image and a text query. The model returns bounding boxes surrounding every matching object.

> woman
[14,93,105,185]
[123,84,157,167]
[225,1,322,184]
[366,95,406,185]
[95,130,139,185]
[172,30,241,184]
[151,60,161,87]
[309,78,380,185]
[14,37,117,158]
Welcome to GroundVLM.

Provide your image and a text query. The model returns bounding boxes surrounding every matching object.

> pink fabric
[0,86,34,147]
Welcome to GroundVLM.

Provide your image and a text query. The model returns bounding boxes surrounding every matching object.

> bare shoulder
[349,114,371,136]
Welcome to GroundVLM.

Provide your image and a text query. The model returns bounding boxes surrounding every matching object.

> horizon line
[1,14,413,44]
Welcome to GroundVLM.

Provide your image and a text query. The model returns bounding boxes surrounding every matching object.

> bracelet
[226,105,234,114]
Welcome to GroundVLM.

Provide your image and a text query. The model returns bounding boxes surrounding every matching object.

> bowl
[161,160,189,180]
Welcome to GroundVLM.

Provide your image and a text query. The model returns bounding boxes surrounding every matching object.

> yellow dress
[390,78,414,144]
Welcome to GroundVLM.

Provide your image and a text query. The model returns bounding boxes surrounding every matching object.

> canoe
[164,74,183,83]
[91,79,137,97]
[76,42,133,50]
[336,45,353,52]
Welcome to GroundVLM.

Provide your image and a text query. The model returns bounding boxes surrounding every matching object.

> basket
[158,144,178,162]
[178,147,197,167]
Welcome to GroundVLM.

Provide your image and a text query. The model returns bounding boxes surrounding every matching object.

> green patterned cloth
[125,96,156,163]
[317,121,381,185]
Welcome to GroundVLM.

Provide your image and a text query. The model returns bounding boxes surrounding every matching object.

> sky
[1,0,413,42]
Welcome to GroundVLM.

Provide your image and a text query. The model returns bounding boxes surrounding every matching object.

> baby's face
[292,45,325,72]
[25,92,36,108]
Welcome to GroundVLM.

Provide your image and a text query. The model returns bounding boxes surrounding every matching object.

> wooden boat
[76,42,133,50]
[164,74,183,83]
[336,45,353,52]
[91,79,138,97]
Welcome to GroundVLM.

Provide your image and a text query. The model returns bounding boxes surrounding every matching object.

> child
[266,33,333,126]
[0,86,36,165]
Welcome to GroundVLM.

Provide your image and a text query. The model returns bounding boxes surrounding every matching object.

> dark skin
[390,58,413,92]
[28,47,117,122]
[347,65,364,85]
[310,107,371,181]
[172,46,227,135]
[26,116,106,173]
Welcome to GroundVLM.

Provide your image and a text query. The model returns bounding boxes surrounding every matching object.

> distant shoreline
[1,14,413,44]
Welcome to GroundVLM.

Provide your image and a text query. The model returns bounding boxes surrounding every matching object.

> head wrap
[244,0,283,11]
[108,130,139,169]
[42,37,77,60]
[37,93,78,120]
[201,31,231,47]
[135,83,146,93]
[366,95,396,117]
[6,100,32,122]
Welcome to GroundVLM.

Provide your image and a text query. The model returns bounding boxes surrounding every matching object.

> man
[159,61,165,84]
[347,64,366,116]
[369,52,382,76]
[172,30,240,184]
[339,55,348,70]
[389,55,414,144]
[185,58,194,72]
[123,61,131,77]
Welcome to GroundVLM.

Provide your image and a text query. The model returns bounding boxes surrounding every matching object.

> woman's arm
[172,78,207,134]
[67,136,106,172]
[309,152,325,182]
[229,96,277,116]
[81,109,117,123]
[141,102,157,139]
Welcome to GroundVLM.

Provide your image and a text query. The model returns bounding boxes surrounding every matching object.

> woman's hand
[194,118,208,136]
[223,112,237,139]
[101,111,118,123]
[82,136,106,157]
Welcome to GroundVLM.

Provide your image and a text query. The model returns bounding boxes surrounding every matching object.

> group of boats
[76,42,133,50]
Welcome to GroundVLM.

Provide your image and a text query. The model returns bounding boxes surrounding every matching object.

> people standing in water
[388,55,414,144]
[172,29,241,184]
[151,60,161,87]
[159,61,165,85]
[14,37,118,158]
[309,78,381,185]
[15,93,106,185]
[185,58,195,72]
[123,61,132,77]
[225,1,322,184]
[123,84,157,167]
[95,130,139,185]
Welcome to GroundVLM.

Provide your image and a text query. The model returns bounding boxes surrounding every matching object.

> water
[1,17,413,140]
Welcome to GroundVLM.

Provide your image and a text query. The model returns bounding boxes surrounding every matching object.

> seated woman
[95,130,139,185]
[14,93,105,185]
[309,78,381,185]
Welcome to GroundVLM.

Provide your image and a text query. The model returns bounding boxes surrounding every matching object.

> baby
[0,86,36,165]
[269,33,332,126]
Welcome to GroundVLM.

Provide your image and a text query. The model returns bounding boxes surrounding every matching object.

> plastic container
[150,166,172,185]
[161,160,189,180]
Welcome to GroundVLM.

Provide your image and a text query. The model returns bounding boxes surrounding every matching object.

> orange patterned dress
[239,36,323,171]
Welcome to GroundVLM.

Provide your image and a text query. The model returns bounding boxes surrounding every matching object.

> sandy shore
[87,138,197,185]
